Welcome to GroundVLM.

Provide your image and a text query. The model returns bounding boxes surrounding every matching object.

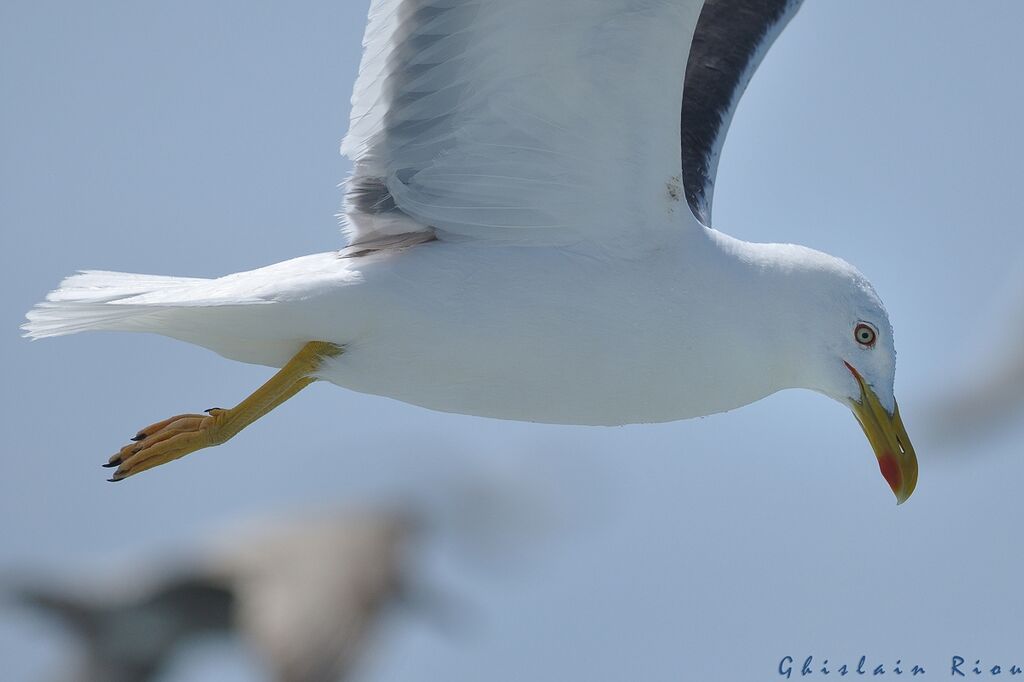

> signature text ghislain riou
[780,655,1024,677]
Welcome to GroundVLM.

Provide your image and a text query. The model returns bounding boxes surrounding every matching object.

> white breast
[313,235,792,425]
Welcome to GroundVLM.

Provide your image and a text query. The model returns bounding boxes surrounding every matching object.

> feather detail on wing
[341,0,705,251]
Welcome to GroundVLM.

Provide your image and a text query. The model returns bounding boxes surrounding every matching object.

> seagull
[23,0,917,502]
[926,264,1024,445]
[7,511,419,682]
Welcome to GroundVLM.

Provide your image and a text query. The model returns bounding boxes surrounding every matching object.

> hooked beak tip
[845,363,919,505]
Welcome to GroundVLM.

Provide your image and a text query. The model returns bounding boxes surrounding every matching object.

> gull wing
[342,0,706,251]
[8,575,233,682]
[681,0,804,225]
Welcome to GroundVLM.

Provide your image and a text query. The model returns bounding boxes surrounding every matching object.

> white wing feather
[341,0,704,250]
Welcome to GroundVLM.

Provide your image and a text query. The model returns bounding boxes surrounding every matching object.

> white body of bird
[29,228,885,427]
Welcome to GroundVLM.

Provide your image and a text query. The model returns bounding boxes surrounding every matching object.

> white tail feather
[23,270,212,340]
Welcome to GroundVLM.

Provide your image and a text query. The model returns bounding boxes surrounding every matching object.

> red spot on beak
[878,452,902,493]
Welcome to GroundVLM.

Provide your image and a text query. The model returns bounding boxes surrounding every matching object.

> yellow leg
[105,341,342,481]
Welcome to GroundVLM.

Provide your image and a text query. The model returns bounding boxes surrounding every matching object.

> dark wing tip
[681,0,805,226]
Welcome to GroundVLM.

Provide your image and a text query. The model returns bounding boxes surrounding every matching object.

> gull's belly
[308,243,777,425]
[325,300,679,425]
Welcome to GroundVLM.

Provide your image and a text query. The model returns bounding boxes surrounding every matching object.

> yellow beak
[845,362,918,504]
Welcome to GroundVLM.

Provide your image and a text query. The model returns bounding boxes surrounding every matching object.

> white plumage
[23,0,917,500]
[342,0,699,249]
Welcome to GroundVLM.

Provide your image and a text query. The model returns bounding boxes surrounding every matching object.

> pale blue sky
[3,1,1024,680]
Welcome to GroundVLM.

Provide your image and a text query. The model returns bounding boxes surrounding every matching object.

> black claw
[101,461,119,468]
[204,407,223,414]
[107,475,125,483]
[130,433,146,442]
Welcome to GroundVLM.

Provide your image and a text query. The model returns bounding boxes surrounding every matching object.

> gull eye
[854,322,877,348]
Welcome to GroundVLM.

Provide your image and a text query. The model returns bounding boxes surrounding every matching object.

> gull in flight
[24,0,917,502]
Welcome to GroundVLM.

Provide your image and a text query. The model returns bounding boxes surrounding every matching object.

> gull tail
[22,270,213,339]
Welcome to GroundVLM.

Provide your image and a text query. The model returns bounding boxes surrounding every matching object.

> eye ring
[854,322,877,348]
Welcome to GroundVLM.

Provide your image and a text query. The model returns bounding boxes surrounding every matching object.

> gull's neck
[672,227,835,405]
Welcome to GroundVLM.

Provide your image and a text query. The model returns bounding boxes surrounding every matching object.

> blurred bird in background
[2,452,574,682]
[926,261,1024,446]
[5,510,427,682]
